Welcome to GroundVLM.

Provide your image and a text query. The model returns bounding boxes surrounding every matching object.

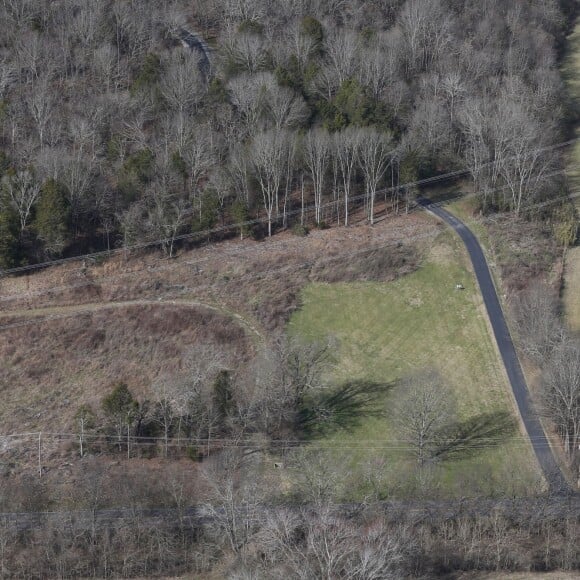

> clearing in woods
[562,20,580,332]
[289,230,542,498]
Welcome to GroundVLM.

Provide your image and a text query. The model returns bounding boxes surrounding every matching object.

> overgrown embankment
[562,20,580,332]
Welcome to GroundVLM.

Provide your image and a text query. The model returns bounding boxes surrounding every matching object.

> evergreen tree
[193,189,220,234]
[102,383,139,451]
[213,370,234,422]
[34,179,70,257]
[230,199,251,239]
[0,191,20,269]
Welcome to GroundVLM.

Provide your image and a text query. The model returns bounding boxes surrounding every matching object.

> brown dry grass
[0,213,436,437]
[0,304,250,434]
[0,213,435,324]
[485,217,562,294]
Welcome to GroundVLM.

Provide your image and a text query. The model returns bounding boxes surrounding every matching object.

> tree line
[0,0,574,268]
[75,338,349,460]
[0,467,578,577]
[515,282,580,474]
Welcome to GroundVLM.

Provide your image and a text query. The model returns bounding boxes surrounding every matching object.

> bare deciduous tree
[324,27,360,86]
[357,33,395,102]
[171,345,227,445]
[251,130,289,236]
[398,0,454,75]
[150,380,178,457]
[513,281,565,365]
[304,129,331,225]
[357,127,394,224]
[263,77,309,130]
[458,98,491,204]
[227,72,268,134]
[493,104,556,215]
[2,169,41,232]
[334,127,361,226]
[236,336,332,436]
[161,49,206,116]
[25,77,56,148]
[146,188,189,258]
[222,26,268,73]
[395,369,454,466]
[200,448,264,553]
[541,339,580,464]
[222,0,267,24]
[257,506,409,579]
[182,124,217,218]
[0,58,16,100]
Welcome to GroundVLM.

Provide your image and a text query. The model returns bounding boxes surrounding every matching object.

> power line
[0,137,576,277]
[0,163,576,468]
[1,158,577,305]
[0,430,571,449]
[0,208,444,308]
[0,175,578,308]
[0,186,578,332]
[2,494,579,521]
[2,430,569,442]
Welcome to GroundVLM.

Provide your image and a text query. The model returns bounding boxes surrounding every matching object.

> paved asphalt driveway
[418,198,572,495]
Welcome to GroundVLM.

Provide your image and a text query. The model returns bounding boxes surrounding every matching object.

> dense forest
[0,0,576,268]
[0,493,578,577]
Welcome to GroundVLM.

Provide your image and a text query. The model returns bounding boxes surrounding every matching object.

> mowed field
[561,21,580,332]
[289,230,542,498]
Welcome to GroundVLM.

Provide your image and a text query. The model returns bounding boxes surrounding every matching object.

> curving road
[177,28,212,76]
[418,198,572,495]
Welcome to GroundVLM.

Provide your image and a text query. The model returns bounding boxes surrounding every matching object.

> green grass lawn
[288,232,542,499]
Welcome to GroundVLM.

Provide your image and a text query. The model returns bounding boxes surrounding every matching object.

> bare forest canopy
[0,0,576,268]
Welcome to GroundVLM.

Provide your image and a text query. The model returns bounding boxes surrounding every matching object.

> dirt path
[0,299,265,344]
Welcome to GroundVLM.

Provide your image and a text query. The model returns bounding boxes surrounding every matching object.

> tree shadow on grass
[297,380,393,438]
[432,411,517,462]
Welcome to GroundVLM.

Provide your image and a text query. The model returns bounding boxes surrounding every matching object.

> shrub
[131,52,162,94]
[238,20,264,34]
[251,222,266,240]
[552,203,578,247]
[301,16,324,48]
[292,223,309,237]
[186,445,202,461]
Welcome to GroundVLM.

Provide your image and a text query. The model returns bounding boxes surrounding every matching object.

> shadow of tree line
[296,379,516,463]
